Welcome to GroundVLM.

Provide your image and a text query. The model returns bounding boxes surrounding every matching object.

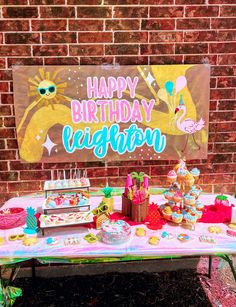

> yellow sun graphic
[17,68,72,134]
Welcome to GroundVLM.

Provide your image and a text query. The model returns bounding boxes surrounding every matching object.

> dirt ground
[12,256,236,307]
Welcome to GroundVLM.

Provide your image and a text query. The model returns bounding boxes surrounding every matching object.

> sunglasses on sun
[8,234,26,241]
[38,85,56,95]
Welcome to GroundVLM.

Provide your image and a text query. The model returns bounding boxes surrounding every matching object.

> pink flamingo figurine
[175,95,205,152]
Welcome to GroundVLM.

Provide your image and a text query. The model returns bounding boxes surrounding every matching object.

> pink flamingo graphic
[175,95,205,152]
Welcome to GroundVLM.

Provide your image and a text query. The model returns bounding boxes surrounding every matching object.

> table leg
[208,255,212,278]
[32,259,36,280]
[220,255,236,282]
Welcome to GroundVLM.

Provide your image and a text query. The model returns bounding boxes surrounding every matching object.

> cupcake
[177,168,188,181]
[162,206,172,220]
[195,200,204,211]
[167,170,177,183]
[190,168,200,181]
[164,190,174,201]
[173,190,183,203]
[191,185,202,195]
[184,193,195,206]
[172,211,183,223]
[184,172,195,188]
[184,212,197,225]
[196,210,203,219]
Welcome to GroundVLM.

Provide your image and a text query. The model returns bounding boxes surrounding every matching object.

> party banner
[13,65,210,163]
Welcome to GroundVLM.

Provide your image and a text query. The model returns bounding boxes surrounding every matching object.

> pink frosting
[168,170,177,177]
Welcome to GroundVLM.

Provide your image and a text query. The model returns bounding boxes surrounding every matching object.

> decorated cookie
[199,235,215,244]
[208,226,222,234]
[64,237,80,246]
[135,228,146,237]
[148,236,160,245]
[0,237,5,245]
[228,223,236,230]
[161,231,174,240]
[177,233,190,242]
[46,237,59,246]
[22,237,38,246]
[84,233,98,243]
[226,229,236,237]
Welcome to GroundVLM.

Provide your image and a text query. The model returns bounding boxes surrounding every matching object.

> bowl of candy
[0,207,26,229]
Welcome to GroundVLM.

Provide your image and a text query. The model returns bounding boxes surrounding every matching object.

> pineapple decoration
[24,207,39,234]
[144,203,163,230]
[102,186,114,212]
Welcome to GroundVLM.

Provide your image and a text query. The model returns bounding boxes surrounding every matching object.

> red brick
[78,32,112,43]
[119,166,150,177]
[215,143,236,153]
[87,167,119,178]
[214,184,235,194]
[104,0,138,3]
[140,0,173,3]
[141,44,174,55]
[184,31,217,42]
[69,20,103,31]
[207,153,232,163]
[217,77,236,88]
[114,7,148,18]
[150,55,183,64]
[33,45,67,56]
[0,94,13,104]
[0,150,16,160]
[177,18,210,30]
[185,6,219,17]
[7,57,43,67]
[209,111,236,122]
[69,45,103,56]
[40,7,75,18]
[211,18,236,29]
[0,0,27,3]
[210,99,218,110]
[211,65,236,76]
[42,32,76,44]
[8,181,41,192]
[0,70,12,81]
[142,19,175,30]
[10,161,42,170]
[3,117,15,127]
[45,57,79,65]
[105,45,139,55]
[31,20,67,31]
[106,20,140,31]
[114,32,148,43]
[89,178,107,188]
[150,6,184,18]
[210,122,236,132]
[0,161,7,170]
[2,7,38,18]
[115,56,148,65]
[30,0,65,3]
[218,54,236,65]
[176,43,208,54]
[108,177,126,187]
[210,78,217,88]
[0,128,15,139]
[0,105,11,115]
[220,6,236,17]
[203,174,234,184]
[7,139,18,149]
[209,0,235,3]
[214,133,236,143]
[210,42,236,54]
[68,0,102,3]
[0,59,6,69]
[80,57,113,65]
[184,54,217,65]
[150,31,183,42]
[210,89,235,100]
[218,100,236,110]
[217,30,236,41]
[0,139,4,148]
[0,82,8,93]
[0,172,18,181]
[176,0,204,3]
[20,170,51,180]
[5,33,40,44]
[77,7,112,18]
[0,46,30,56]
[0,20,29,32]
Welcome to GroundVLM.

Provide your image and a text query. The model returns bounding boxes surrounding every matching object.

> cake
[100,220,131,244]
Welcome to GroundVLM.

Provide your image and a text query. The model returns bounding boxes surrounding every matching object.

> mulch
[12,256,236,307]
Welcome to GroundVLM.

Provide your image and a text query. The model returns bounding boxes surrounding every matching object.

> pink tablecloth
[0,194,236,265]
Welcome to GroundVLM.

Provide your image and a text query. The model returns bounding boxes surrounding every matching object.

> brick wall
[0,0,236,204]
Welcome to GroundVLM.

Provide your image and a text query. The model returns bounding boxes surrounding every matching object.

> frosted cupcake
[173,190,183,203]
[162,206,172,220]
[164,190,174,201]
[195,200,204,211]
[184,193,195,206]
[167,170,177,183]
[184,212,197,225]
[172,211,183,223]
[184,173,195,187]
[190,168,200,181]
[177,168,188,180]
